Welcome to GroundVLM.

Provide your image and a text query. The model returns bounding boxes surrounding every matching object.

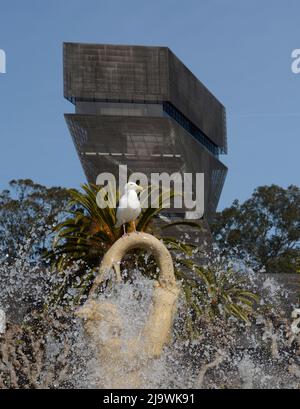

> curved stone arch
[90,231,177,296]
[78,232,180,385]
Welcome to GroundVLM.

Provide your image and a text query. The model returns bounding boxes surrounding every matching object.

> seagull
[115,182,143,235]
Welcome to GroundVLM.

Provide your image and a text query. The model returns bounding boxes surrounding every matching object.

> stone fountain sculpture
[76,232,180,388]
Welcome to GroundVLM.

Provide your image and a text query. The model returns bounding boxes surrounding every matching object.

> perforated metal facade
[64,43,228,220]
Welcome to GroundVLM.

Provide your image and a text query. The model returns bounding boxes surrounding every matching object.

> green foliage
[0,179,260,332]
[45,184,118,270]
[180,263,258,319]
[45,183,259,332]
[45,183,177,270]
[0,179,70,260]
[44,184,181,305]
[163,239,259,334]
[211,185,300,274]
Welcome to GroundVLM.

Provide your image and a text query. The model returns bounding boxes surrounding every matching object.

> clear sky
[0,0,299,210]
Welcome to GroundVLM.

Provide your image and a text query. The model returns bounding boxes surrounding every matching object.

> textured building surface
[64,43,228,220]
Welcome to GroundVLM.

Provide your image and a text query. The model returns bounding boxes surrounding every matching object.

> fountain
[0,225,300,389]
[76,232,180,388]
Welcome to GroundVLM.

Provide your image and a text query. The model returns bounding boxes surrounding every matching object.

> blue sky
[0,0,299,210]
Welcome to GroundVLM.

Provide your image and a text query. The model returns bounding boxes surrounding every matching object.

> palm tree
[45,183,259,331]
[45,183,183,303]
[174,258,259,332]
[45,183,182,268]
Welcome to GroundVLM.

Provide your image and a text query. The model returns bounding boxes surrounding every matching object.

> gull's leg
[122,224,129,237]
[133,221,139,234]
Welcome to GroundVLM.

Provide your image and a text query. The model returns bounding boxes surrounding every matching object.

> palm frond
[162,220,203,230]
[44,182,260,333]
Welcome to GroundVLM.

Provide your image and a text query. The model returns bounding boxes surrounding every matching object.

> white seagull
[115,182,143,235]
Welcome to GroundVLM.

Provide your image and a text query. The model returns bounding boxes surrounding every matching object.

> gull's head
[124,182,144,193]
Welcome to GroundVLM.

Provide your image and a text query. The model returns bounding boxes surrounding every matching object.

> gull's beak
[136,185,144,192]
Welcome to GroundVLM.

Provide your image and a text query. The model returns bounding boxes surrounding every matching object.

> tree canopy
[1,180,299,275]
[211,185,300,274]
[0,179,70,260]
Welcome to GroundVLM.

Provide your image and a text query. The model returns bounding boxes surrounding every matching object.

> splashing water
[0,236,300,389]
